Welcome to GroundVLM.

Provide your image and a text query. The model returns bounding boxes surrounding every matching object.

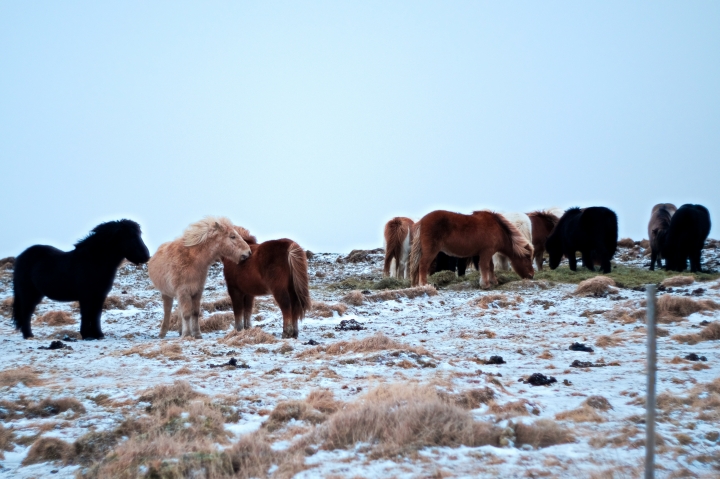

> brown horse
[527,209,562,270]
[648,203,677,270]
[409,210,534,288]
[222,230,310,339]
[383,217,414,278]
[149,217,252,339]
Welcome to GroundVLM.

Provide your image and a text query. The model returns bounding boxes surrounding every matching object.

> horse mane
[233,226,258,245]
[183,216,234,247]
[528,210,560,232]
[490,212,532,258]
[74,219,140,250]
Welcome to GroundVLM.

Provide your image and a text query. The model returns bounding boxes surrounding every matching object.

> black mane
[74,219,141,250]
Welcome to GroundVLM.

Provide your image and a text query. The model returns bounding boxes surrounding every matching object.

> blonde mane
[182,216,234,247]
[493,212,533,258]
[233,226,258,245]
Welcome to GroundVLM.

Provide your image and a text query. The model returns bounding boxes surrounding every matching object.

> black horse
[546,207,618,274]
[429,252,479,277]
[13,220,150,339]
[663,204,711,273]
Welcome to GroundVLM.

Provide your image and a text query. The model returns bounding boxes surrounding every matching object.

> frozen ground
[0,241,719,478]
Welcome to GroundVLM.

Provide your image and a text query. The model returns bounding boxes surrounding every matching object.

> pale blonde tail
[384,218,410,277]
[288,242,311,319]
[408,224,423,286]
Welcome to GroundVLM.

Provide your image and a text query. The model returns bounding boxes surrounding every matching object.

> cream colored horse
[492,212,534,272]
[148,216,251,339]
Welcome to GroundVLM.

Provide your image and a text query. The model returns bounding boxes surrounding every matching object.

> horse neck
[191,241,224,272]
[73,245,126,272]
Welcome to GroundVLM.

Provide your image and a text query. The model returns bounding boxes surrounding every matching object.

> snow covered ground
[0,242,719,478]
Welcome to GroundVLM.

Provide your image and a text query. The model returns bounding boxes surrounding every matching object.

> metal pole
[645,284,657,479]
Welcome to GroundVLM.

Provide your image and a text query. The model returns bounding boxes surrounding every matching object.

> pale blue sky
[1,1,718,256]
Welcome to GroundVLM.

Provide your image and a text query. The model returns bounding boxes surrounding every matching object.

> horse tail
[408,223,423,286]
[494,213,533,259]
[288,242,311,320]
[384,218,409,277]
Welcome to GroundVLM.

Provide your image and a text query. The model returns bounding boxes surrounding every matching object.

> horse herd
[9,202,711,341]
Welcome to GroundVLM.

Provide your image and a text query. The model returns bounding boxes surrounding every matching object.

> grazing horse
[383,217,414,278]
[149,217,251,339]
[527,209,562,271]
[663,204,711,273]
[491,212,533,272]
[647,203,677,270]
[13,220,150,339]
[222,231,311,339]
[546,207,618,274]
[409,210,534,288]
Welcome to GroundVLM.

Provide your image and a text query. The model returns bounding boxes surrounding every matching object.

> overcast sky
[1,1,718,256]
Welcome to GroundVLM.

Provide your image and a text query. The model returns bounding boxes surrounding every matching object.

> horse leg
[228,288,246,331]
[477,254,495,289]
[690,249,702,273]
[650,250,657,271]
[457,258,468,277]
[581,250,595,272]
[534,247,544,271]
[79,297,105,340]
[568,253,577,271]
[178,294,193,338]
[274,291,295,338]
[14,286,43,339]
[159,295,174,338]
[191,293,202,339]
[243,296,254,330]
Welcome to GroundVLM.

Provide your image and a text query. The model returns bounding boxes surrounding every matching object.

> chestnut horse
[647,203,676,270]
[383,217,414,278]
[222,230,310,339]
[527,209,562,270]
[149,217,251,339]
[409,210,534,288]
[491,212,533,272]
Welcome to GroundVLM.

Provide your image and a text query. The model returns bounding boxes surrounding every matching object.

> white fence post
[645,284,657,479]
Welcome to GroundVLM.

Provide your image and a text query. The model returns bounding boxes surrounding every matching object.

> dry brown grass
[353,285,438,304]
[297,332,430,358]
[488,399,533,418]
[341,290,365,306]
[22,436,73,465]
[672,322,720,345]
[661,276,695,287]
[595,332,625,348]
[203,296,233,313]
[555,401,606,423]
[574,276,618,296]
[200,312,234,332]
[655,377,720,423]
[303,384,501,458]
[472,294,523,309]
[221,327,278,347]
[34,310,76,326]
[603,303,646,324]
[0,424,14,460]
[443,388,496,409]
[308,301,348,318]
[514,419,575,448]
[0,297,13,317]
[25,397,86,418]
[0,366,42,387]
[122,342,185,360]
[617,238,635,248]
[657,294,720,322]
[103,294,148,310]
[227,432,279,479]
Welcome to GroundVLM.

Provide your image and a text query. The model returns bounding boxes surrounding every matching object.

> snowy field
[1,242,719,478]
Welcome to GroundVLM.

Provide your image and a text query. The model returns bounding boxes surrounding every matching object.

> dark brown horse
[527,210,562,271]
[409,210,534,288]
[647,203,676,270]
[383,217,414,278]
[222,230,310,339]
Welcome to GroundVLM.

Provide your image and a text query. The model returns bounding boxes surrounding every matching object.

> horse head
[509,243,535,279]
[216,221,252,264]
[117,220,151,264]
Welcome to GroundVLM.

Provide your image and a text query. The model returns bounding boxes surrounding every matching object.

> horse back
[14,245,83,301]
[579,207,618,252]
[223,239,296,296]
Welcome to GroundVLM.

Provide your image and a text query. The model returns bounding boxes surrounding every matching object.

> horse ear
[214,221,221,230]
[652,228,658,235]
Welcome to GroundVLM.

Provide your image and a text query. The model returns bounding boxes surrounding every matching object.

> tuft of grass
[203,296,233,313]
[138,381,201,416]
[514,419,575,448]
[0,366,42,388]
[657,295,720,323]
[103,295,149,310]
[661,276,695,287]
[472,294,522,309]
[0,424,15,460]
[672,322,720,345]
[123,342,185,360]
[327,277,410,291]
[617,238,635,248]
[555,396,611,423]
[309,301,348,318]
[200,312,234,332]
[341,291,364,306]
[22,437,73,465]
[221,327,277,347]
[26,397,86,418]
[303,384,501,458]
[0,297,13,317]
[574,276,618,296]
[34,310,76,326]
[343,286,438,305]
[297,332,430,358]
